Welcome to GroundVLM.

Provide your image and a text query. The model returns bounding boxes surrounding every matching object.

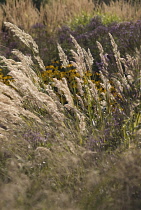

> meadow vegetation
[0,0,141,209]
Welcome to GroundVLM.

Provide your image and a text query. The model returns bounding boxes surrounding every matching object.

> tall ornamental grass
[0,21,140,149]
[0,21,140,209]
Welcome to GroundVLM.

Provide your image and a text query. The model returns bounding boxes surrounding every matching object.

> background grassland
[0,0,141,210]
[0,0,141,32]
[1,0,141,66]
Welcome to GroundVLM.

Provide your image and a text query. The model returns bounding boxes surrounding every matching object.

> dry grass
[0,0,141,35]
[0,0,96,33]
[39,0,95,33]
[0,19,141,209]
[98,0,141,22]
[1,0,40,31]
[1,21,140,144]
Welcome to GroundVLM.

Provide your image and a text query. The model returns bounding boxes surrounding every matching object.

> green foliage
[96,12,122,25]
[67,11,94,30]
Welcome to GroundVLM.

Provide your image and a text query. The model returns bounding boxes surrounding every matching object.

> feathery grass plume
[82,48,94,73]
[63,35,102,127]
[0,48,65,126]
[0,82,42,128]
[76,112,86,135]
[70,34,93,77]
[111,77,123,95]
[75,76,92,117]
[52,77,74,108]
[106,35,141,141]
[99,70,114,101]
[33,55,46,72]
[45,84,64,111]
[96,41,108,77]
[109,33,124,76]
[75,77,84,96]
[96,40,116,103]
[109,33,132,94]
[1,22,63,122]
[120,56,134,84]
[11,50,41,87]
[75,94,85,110]
[0,80,22,106]
[88,80,99,101]
[4,22,46,72]
[57,43,69,68]
[51,67,87,136]
[116,54,136,92]
[4,22,39,54]
[124,49,141,89]
[130,49,141,94]
[83,83,92,106]
[0,55,41,95]
[121,75,131,91]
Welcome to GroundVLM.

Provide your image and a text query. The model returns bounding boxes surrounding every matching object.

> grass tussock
[0,1,141,209]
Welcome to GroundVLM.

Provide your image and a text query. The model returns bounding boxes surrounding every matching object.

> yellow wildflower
[85,72,92,77]
[46,65,55,69]
[66,64,73,68]
[68,69,76,73]
[47,70,53,74]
